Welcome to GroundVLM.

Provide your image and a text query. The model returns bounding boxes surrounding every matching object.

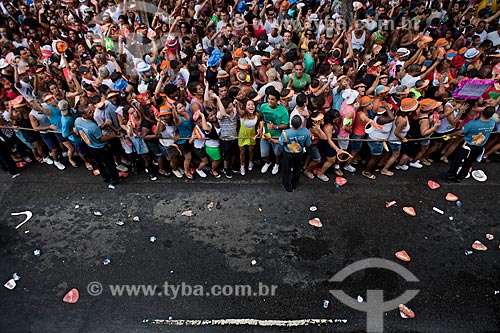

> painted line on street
[143,318,348,326]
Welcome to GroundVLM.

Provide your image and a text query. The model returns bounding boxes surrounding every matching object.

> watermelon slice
[308,218,323,228]
[335,177,347,187]
[472,240,487,251]
[445,193,459,202]
[427,180,440,190]
[403,207,416,216]
[399,304,415,319]
[63,288,79,303]
[395,250,411,262]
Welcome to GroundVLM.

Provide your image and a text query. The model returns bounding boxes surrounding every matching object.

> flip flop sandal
[421,160,431,166]
[380,170,394,176]
[85,163,93,171]
[210,170,221,178]
[334,169,344,176]
[316,174,329,182]
[361,171,376,180]
[304,170,315,179]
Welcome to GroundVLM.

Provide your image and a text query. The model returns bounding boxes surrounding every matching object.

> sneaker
[54,161,65,170]
[11,173,20,179]
[148,173,158,181]
[223,169,233,179]
[261,162,272,174]
[248,161,254,171]
[272,164,279,175]
[23,156,32,163]
[351,159,359,165]
[172,169,183,178]
[409,160,423,169]
[121,158,131,166]
[343,164,356,173]
[334,164,340,170]
[195,169,207,178]
[116,164,129,172]
[43,157,54,165]
[240,165,245,176]
[108,184,116,190]
[179,168,185,175]
[395,164,409,170]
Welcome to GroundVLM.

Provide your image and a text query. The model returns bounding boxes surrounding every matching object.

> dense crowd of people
[0,0,499,191]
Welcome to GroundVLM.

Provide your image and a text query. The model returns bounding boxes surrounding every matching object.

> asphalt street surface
[0,159,499,333]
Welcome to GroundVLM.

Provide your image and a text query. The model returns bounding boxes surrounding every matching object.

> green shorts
[205,146,221,161]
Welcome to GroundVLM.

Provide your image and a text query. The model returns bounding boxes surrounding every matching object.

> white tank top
[159,123,176,147]
[388,116,410,144]
[369,115,393,140]
[436,103,459,133]
[29,110,51,133]
[351,31,366,50]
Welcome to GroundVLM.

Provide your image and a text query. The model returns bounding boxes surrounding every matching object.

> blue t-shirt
[463,118,495,147]
[74,118,106,149]
[279,128,311,153]
[61,116,82,144]
[48,105,62,129]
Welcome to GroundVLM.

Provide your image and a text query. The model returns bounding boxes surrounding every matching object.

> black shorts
[55,132,69,143]
[194,147,207,159]
[176,142,191,155]
[220,139,238,161]
[108,137,123,155]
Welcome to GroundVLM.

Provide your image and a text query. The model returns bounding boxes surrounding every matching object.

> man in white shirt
[104,0,123,24]
[487,26,500,46]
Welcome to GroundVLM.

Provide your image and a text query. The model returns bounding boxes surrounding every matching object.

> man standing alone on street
[276,115,311,192]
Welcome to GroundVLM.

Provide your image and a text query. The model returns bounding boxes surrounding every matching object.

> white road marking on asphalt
[143,318,348,326]
[11,211,33,229]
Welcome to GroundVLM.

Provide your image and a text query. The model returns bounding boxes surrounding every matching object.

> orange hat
[234,48,244,59]
[420,98,442,112]
[400,98,419,112]
[159,105,172,115]
[458,47,467,55]
[43,94,54,102]
[281,1,290,11]
[360,96,373,107]
[435,38,449,47]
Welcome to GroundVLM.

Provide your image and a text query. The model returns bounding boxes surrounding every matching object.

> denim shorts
[337,135,349,150]
[130,137,149,155]
[16,131,35,150]
[260,139,283,158]
[309,144,321,161]
[40,132,59,150]
[420,135,431,146]
[350,134,365,152]
[146,140,167,157]
[387,142,402,153]
[367,140,384,156]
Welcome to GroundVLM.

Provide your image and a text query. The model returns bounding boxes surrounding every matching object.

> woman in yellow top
[235,98,259,176]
